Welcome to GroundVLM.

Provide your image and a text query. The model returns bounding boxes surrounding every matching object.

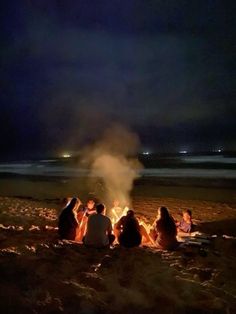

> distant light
[213,148,222,153]
[179,150,187,154]
[142,151,150,155]
[62,153,71,158]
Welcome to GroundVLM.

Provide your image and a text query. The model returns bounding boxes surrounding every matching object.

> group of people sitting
[58,197,193,250]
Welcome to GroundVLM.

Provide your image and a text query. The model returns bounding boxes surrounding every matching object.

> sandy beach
[1,0,235,311]
[0,178,236,313]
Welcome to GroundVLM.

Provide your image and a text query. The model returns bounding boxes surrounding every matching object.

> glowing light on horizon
[213,148,223,153]
[179,150,187,154]
[62,153,71,158]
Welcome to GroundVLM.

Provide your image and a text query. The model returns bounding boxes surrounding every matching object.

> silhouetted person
[83,203,115,248]
[150,206,178,250]
[58,197,80,240]
[115,210,145,248]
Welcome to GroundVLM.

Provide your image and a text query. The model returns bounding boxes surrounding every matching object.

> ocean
[0,154,235,180]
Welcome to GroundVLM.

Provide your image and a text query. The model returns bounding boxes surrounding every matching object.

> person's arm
[107,219,112,235]
[183,222,192,233]
[67,211,78,228]
[114,217,123,230]
[151,218,157,229]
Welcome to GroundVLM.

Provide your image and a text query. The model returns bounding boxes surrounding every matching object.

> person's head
[156,206,176,235]
[87,199,95,209]
[113,199,120,207]
[96,203,105,214]
[124,209,140,231]
[127,209,135,217]
[183,209,192,222]
[66,197,80,212]
[157,206,170,220]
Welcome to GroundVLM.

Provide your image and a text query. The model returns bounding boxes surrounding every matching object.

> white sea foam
[181,156,236,164]
[0,163,236,179]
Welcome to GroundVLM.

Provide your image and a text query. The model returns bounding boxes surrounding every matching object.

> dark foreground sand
[0,193,236,314]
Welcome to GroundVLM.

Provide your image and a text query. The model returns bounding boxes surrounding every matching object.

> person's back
[84,204,114,248]
[156,220,177,249]
[116,210,142,248]
[155,206,178,250]
[58,198,79,240]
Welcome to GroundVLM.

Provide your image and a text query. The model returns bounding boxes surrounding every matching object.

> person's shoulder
[87,212,96,221]
[89,212,97,218]
[102,215,111,222]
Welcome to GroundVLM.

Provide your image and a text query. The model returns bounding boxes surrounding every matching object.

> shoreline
[0,172,235,204]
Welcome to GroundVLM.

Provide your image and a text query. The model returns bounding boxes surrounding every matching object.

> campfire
[110,204,153,234]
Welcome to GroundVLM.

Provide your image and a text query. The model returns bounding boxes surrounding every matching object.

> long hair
[156,206,176,236]
[123,210,140,232]
[62,198,78,212]
[58,197,79,240]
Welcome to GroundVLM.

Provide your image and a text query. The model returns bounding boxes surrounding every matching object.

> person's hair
[96,203,105,214]
[65,198,78,211]
[123,209,140,232]
[62,197,69,204]
[183,209,192,217]
[87,198,95,203]
[127,209,134,217]
[156,206,176,235]
[158,206,170,220]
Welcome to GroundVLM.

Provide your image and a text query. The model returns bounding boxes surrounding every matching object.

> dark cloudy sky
[1,0,235,158]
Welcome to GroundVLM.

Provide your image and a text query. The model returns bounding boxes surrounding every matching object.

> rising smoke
[84,124,143,208]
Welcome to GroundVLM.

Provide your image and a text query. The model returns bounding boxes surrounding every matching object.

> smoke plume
[85,124,142,208]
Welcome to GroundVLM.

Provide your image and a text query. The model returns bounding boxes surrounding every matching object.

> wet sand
[0,173,235,203]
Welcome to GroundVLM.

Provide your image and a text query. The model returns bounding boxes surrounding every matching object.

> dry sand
[0,194,236,313]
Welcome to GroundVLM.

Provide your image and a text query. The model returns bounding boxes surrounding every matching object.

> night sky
[1,1,235,158]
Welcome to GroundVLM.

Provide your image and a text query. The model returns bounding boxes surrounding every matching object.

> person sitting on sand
[114,209,151,248]
[176,209,193,233]
[83,203,115,248]
[58,197,81,240]
[150,206,178,250]
[83,198,97,217]
[110,199,124,222]
[76,198,97,241]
